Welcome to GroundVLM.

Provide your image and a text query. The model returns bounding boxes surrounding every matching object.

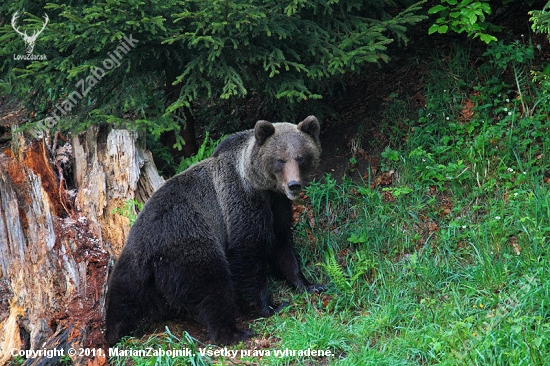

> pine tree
[1,0,425,161]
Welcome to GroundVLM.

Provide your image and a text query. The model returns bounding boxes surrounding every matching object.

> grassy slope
[110,40,550,365]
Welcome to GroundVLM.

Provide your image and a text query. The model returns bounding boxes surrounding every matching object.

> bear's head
[250,116,321,200]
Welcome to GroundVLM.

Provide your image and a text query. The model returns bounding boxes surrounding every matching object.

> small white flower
[506,98,510,102]
[462,225,467,229]
[446,116,450,120]
[504,107,508,112]
[508,112,512,116]
[495,216,501,220]
[507,167,514,172]
[514,192,519,197]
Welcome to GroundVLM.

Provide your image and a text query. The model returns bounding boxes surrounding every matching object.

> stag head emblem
[11,11,49,55]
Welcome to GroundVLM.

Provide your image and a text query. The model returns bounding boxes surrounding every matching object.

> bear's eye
[297,156,306,165]
[276,159,286,165]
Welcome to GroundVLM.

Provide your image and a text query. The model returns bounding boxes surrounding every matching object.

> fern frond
[320,248,351,292]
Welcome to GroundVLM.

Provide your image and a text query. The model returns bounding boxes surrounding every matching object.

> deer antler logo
[11,11,49,55]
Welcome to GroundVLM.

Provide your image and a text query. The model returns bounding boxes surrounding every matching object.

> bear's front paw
[213,327,253,345]
[270,301,290,313]
[258,305,275,318]
[258,301,289,317]
[306,283,326,293]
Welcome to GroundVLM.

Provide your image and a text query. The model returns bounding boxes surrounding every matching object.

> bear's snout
[288,180,302,192]
[283,179,303,200]
[281,160,303,200]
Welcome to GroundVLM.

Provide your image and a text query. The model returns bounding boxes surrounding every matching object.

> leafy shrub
[111,199,144,226]
[428,0,499,43]
[176,132,225,174]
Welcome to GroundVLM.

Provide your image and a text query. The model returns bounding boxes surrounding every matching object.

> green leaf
[479,33,497,44]
[348,233,368,244]
[438,24,449,33]
[428,5,448,14]
[429,24,446,34]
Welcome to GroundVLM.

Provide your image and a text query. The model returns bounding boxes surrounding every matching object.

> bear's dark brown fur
[105,116,324,345]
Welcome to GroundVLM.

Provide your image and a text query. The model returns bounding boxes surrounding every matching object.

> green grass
[109,40,550,365]
[109,328,212,365]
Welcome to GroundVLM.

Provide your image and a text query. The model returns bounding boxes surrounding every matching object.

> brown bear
[105,116,325,346]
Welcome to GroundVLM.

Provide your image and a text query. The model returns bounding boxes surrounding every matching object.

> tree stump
[0,126,163,365]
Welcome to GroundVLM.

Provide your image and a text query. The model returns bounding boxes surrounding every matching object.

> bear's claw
[306,283,327,293]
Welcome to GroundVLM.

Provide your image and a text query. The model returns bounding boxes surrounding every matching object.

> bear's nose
[288,181,302,192]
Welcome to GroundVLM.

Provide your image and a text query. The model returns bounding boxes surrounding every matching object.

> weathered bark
[72,125,163,255]
[0,126,163,365]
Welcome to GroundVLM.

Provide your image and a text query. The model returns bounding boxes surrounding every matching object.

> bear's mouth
[284,186,301,201]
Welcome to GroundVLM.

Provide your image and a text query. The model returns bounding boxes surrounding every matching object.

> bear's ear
[254,120,275,146]
[297,115,320,142]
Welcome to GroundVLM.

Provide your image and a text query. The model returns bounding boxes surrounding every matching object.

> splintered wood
[0,128,163,365]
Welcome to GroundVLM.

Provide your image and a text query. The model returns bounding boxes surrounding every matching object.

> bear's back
[212,130,253,158]
[126,160,227,253]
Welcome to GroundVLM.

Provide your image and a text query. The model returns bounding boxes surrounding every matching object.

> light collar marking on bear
[238,134,280,194]
[237,138,256,190]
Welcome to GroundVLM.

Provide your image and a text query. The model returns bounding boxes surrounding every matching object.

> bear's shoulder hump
[212,130,253,157]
